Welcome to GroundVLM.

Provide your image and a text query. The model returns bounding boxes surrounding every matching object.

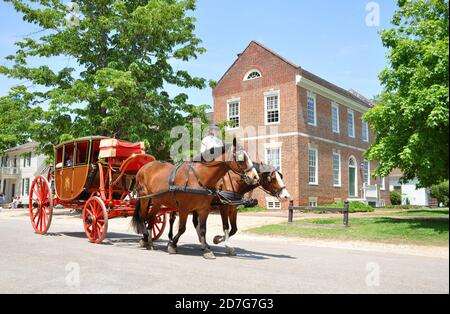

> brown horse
[131,139,259,259]
[168,162,290,255]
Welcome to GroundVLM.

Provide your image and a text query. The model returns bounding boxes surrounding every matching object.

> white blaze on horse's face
[275,172,290,201]
[244,152,260,184]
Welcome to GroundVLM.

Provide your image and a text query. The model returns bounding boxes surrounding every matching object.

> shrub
[320,201,374,213]
[431,181,449,207]
[390,191,402,205]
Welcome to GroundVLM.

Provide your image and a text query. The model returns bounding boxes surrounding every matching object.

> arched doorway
[348,157,358,198]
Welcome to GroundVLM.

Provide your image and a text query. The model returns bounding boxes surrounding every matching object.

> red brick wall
[213,42,389,208]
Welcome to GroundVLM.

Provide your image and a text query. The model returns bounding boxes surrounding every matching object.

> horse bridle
[230,150,258,185]
[259,170,287,198]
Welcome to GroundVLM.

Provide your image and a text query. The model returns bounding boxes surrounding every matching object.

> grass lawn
[373,208,449,217]
[237,206,267,213]
[247,216,449,247]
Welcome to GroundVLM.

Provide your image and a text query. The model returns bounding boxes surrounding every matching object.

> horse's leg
[192,211,202,243]
[136,198,151,249]
[167,210,188,255]
[168,212,177,241]
[229,206,238,237]
[197,209,216,260]
[213,206,229,245]
[144,204,159,250]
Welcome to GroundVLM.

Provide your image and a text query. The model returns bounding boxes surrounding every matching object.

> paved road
[0,215,448,294]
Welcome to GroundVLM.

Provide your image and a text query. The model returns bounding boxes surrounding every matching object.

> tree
[365,0,449,188]
[0,0,208,159]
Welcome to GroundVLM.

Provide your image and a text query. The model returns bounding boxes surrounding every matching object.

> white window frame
[363,160,370,185]
[347,109,355,138]
[362,120,369,142]
[380,177,386,190]
[331,102,340,134]
[308,146,318,185]
[307,91,317,126]
[266,197,281,210]
[264,142,282,173]
[264,90,281,126]
[332,151,341,187]
[244,69,262,81]
[226,98,240,130]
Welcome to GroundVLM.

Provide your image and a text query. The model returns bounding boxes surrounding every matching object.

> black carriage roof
[54,136,109,149]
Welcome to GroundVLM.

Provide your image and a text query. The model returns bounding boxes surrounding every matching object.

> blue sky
[0,0,398,110]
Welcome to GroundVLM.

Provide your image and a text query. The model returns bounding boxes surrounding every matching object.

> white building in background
[0,142,47,206]
[389,169,431,206]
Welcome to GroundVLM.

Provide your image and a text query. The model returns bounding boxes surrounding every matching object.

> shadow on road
[59,231,296,260]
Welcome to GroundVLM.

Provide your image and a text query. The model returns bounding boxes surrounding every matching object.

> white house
[0,142,47,206]
[389,169,431,206]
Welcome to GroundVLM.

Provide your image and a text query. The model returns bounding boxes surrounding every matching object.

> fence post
[288,200,294,224]
[343,201,349,227]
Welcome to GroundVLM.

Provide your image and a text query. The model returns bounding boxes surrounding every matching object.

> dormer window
[244,69,262,81]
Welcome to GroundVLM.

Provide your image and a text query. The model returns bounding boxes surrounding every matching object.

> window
[227,100,240,129]
[362,121,369,142]
[64,144,75,167]
[332,152,341,187]
[308,147,318,185]
[266,197,281,210]
[22,178,30,196]
[266,147,281,172]
[347,109,355,138]
[309,197,318,208]
[22,153,31,168]
[76,142,89,165]
[307,92,317,126]
[332,103,340,133]
[244,69,262,81]
[363,160,370,185]
[380,177,386,190]
[265,91,280,124]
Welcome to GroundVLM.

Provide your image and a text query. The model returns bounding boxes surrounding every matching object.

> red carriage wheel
[147,212,166,241]
[29,176,53,235]
[82,197,108,244]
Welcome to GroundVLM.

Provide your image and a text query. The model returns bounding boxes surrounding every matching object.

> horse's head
[226,138,259,186]
[255,163,290,202]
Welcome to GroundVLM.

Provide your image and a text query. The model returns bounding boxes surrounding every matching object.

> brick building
[212,41,390,209]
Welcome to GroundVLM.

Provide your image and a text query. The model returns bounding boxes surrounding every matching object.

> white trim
[347,109,355,138]
[332,151,342,187]
[308,146,318,185]
[307,91,317,126]
[241,131,367,152]
[348,156,358,198]
[296,75,370,114]
[380,176,386,191]
[243,69,262,81]
[363,160,371,185]
[264,90,281,126]
[226,98,240,130]
[331,102,340,134]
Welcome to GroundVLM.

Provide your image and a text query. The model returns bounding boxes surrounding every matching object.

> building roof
[4,142,39,154]
[216,41,374,109]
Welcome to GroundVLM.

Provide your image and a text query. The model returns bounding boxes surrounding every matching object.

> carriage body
[29,137,168,243]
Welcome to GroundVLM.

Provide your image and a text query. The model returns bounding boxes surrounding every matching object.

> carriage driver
[200,124,224,154]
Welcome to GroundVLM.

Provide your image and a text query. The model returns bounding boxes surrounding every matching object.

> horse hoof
[139,239,150,248]
[213,235,222,245]
[146,245,155,251]
[225,247,236,256]
[203,250,216,260]
[167,245,177,255]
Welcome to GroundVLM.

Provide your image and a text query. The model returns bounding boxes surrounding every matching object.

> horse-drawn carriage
[29,136,173,244]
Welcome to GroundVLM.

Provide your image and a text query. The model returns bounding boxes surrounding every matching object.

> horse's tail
[131,179,147,235]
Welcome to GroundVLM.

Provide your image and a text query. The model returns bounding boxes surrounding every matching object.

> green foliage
[0,0,208,158]
[390,191,402,205]
[430,180,449,207]
[320,201,374,213]
[365,0,449,188]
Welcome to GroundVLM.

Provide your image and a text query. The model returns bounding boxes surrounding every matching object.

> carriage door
[59,144,75,200]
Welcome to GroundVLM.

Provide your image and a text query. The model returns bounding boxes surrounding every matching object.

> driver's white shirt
[201,136,224,153]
